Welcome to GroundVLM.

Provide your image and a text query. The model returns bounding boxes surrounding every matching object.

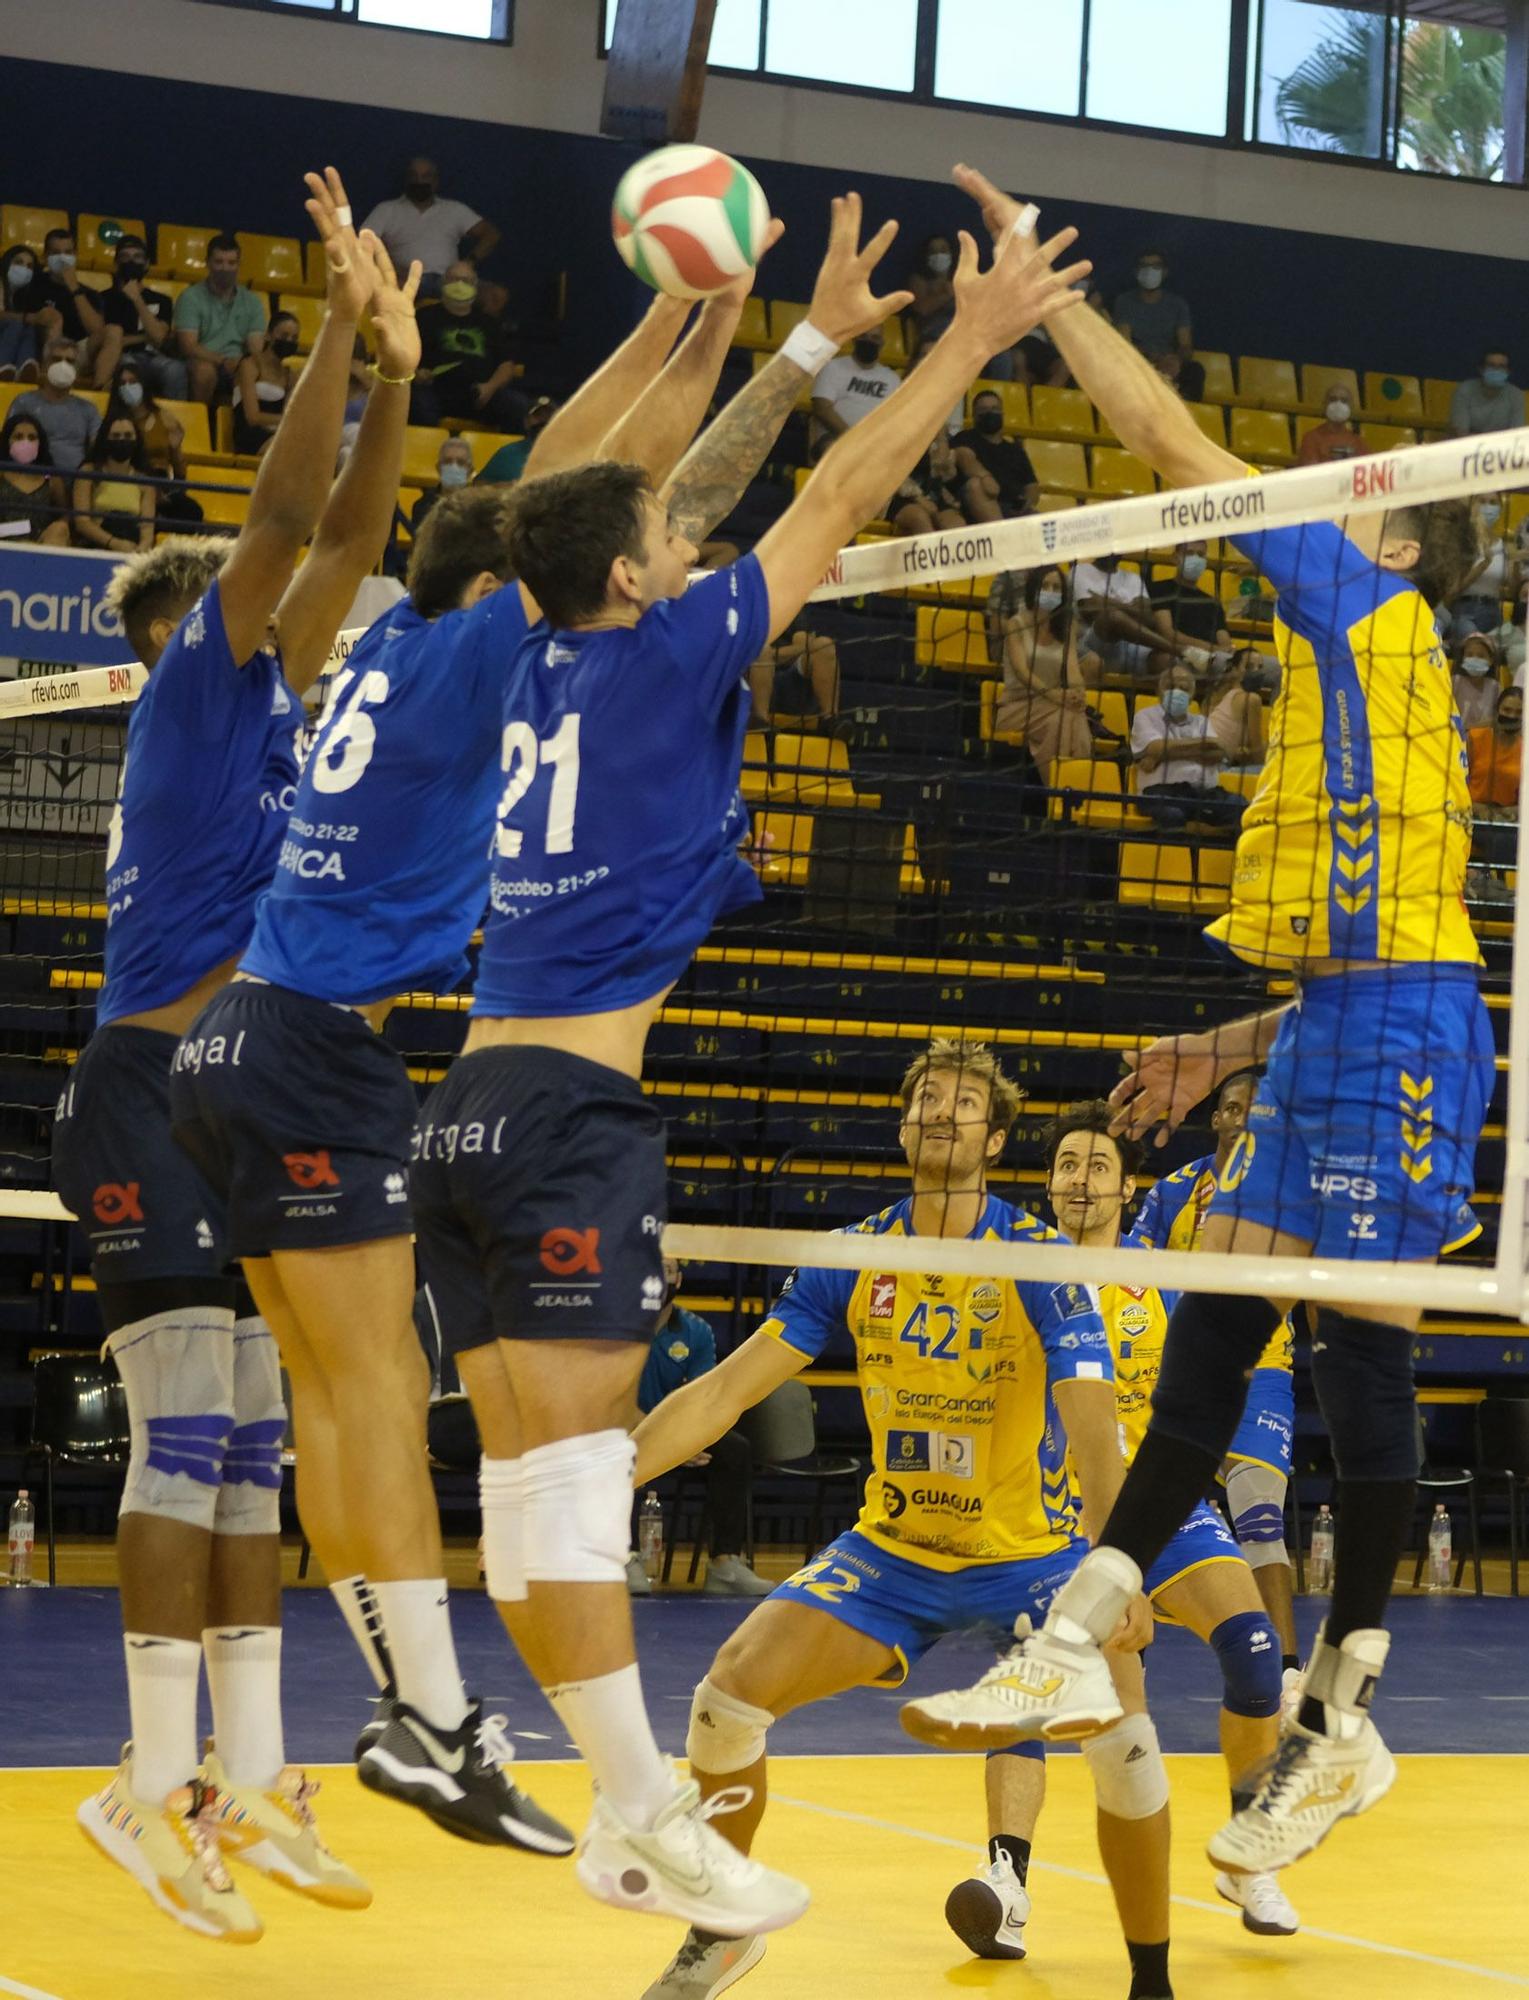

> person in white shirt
[1071,554,1165,674]
[811,334,901,448]
[1447,493,1522,645]
[362,156,500,297]
[1129,660,1245,829]
[1452,631,1503,732]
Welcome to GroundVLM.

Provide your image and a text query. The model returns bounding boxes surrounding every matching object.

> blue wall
[4,54,1525,384]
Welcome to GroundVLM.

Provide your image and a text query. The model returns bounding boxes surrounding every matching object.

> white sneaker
[901,1627,1122,1750]
[78,1752,263,1943]
[1207,1716,1396,1874]
[1215,1868,1299,1936]
[575,1777,809,1937]
[201,1749,371,1909]
[703,1556,772,1599]
[944,1851,1031,1960]
[641,1930,767,1997]
[1279,1665,1303,1726]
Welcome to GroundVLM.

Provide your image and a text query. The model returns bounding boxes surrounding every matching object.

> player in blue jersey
[625,1043,1172,2000]
[51,172,420,1940]
[912,162,1494,1878]
[1130,1070,1302,1677]
[407,215,1094,1941]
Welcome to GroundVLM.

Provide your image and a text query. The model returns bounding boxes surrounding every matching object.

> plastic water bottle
[1428,1503,1452,1592]
[7,1490,34,1588]
[1309,1504,1334,1593]
[639,1490,664,1583]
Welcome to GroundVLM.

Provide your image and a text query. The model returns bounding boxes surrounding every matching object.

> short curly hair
[104,536,229,664]
[1038,1099,1143,1180]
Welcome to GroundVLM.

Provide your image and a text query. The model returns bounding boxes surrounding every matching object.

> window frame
[191,0,515,45]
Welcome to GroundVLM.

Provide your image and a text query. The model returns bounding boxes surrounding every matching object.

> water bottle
[1309,1504,1334,1593]
[638,1490,664,1583]
[1428,1503,1452,1592]
[7,1490,34,1588]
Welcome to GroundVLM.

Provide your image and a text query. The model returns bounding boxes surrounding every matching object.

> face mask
[1181,553,1207,582]
[975,409,1004,435]
[1036,588,1064,615]
[406,179,434,200]
[46,251,75,275]
[8,437,39,465]
[927,252,952,275]
[1138,265,1164,289]
[270,337,299,359]
[107,435,135,458]
[1480,501,1501,526]
[1162,687,1191,721]
[46,360,76,390]
[1502,711,1523,732]
[1326,400,1351,423]
[1461,653,1493,677]
[116,260,146,281]
[7,263,32,291]
[1483,366,1509,388]
[852,342,881,365]
[442,279,477,305]
[439,461,470,489]
[119,381,144,408]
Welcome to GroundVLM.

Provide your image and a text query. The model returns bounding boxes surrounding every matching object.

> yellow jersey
[1097,1272,1172,1464]
[760,1195,1113,1572]
[1129,1161,1294,1373]
[1208,517,1479,970]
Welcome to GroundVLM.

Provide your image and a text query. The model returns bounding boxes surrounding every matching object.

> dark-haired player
[906,164,1494,1879]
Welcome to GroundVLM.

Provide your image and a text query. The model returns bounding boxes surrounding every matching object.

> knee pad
[1082,1711,1168,1821]
[1311,1311,1420,1481]
[1224,1459,1289,1570]
[521,1429,633,1586]
[686,1674,774,1776]
[108,1306,236,1532]
[480,1456,526,1604]
[214,1317,285,1536]
[1150,1292,1282,1456]
[1209,1610,1281,1718]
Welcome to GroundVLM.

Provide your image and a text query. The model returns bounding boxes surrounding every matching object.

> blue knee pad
[1149,1290,1282,1455]
[986,1741,1047,1764]
[1311,1310,1420,1482]
[1210,1610,1281,1718]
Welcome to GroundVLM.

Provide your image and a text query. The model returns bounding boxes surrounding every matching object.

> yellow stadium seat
[1,204,69,253]
[237,234,304,291]
[769,732,860,806]
[1119,842,1194,909]
[402,426,454,486]
[1360,421,1417,453]
[756,810,812,887]
[877,317,909,370]
[1025,441,1090,494]
[1193,351,1235,404]
[1094,689,1131,738]
[769,300,811,345]
[731,297,770,350]
[740,731,770,803]
[914,606,987,669]
[1194,844,1234,910]
[899,823,927,896]
[979,679,1022,746]
[156,399,211,457]
[1033,491,1080,515]
[455,429,520,473]
[1363,372,1423,424]
[1238,357,1300,411]
[1047,758,1129,828]
[0,382,26,425]
[276,294,325,352]
[1090,446,1154,496]
[196,463,258,528]
[1219,767,1262,800]
[1185,401,1228,448]
[157,224,216,282]
[305,238,329,295]
[1300,364,1360,415]
[393,484,424,539]
[76,271,110,293]
[1029,386,1095,440]
[1423,378,1459,429]
[1229,408,1294,466]
[755,349,813,411]
[964,379,1029,431]
[76,213,147,271]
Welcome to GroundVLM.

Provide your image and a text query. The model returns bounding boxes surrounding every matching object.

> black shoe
[356,1697,574,1855]
[354,1689,396,1762]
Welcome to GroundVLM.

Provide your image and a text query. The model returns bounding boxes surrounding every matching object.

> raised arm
[632,1330,805,1484]
[272,235,422,694]
[217,168,375,664]
[1109,1003,1291,1146]
[520,291,691,481]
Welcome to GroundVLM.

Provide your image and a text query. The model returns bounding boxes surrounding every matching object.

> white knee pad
[1083,1711,1169,1821]
[521,1429,633,1586]
[108,1307,236,1532]
[480,1456,526,1603]
[686,1674,774,1776]
[214,1318,285,1536]
[1224,1459,1290,1571]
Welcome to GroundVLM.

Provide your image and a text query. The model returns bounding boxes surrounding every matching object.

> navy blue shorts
[52,1024,231,1283]
[412,1045,667,1357]
[169,980,418,1260]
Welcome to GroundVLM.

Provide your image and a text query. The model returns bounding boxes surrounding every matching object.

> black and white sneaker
[357,1698,574,1854]
[354,1690,396,1762]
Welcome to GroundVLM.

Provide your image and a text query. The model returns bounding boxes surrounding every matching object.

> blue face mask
[1483,366,1510,388]
[439,461,470,489]
[1181,552,1207,582]
[1162,687,1191,721]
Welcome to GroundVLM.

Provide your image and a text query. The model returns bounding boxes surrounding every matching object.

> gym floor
[3,1581,1526,1999]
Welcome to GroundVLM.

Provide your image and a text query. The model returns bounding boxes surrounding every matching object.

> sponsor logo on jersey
[861,1348,893,1367]
[939,1433,975,1478]
[1060,1283,1095,1319]
[887,1429,931,1471]
[539,1226,602,1276]
[641,1274,665,1312]
[881,1480,908,1520]
[970,1282,1002,1325]
[893,1390,996,1417]
[1116,1301,1151,1337]
[534,1291,594,1309]
[283,1150,340,1191]
[93,1181,143,1225]
[869,1274,896,1319]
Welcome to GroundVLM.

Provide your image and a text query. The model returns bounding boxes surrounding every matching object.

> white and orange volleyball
[612,144,771,299]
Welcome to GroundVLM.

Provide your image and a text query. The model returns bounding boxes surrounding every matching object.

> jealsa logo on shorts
[283,1150,340,1191]
[92,1182,143,1226]
[539,1227,602,1276]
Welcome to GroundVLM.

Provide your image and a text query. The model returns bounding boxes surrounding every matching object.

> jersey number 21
[496,715,581,858]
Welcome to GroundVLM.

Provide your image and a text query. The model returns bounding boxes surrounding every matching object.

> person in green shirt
[173,234,268,405]
[475,394,557,483]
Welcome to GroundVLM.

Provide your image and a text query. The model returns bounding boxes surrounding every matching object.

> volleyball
[611,144,771,299]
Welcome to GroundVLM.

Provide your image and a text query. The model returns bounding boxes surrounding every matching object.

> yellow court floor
[4,1754,1526,2000]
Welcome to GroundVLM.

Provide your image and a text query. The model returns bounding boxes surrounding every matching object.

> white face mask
[1461,654,1493,677]
[1036,588,1064,615]
[46,359,76,390]
[1180,553,1207,582]
[1326,400,1352,423]
[926,252,952,275]
[1137,265,1164,290]
[1480,501,1502,526]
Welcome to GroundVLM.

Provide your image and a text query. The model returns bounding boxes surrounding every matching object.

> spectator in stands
[1450,347,1525,438]
[1453,631,1504,733]
[952,389,1037,523]
[747,629,840,730]
[97,233,188,402]
[1071,551,1162,674]
[233,310,299,454]
[628,1260,771,1599]
[1467,684,1523,817]
[10,335,100,471]
[904,233,956,357]
[105,361,203,527]
[476,395,557,484]
[890,428,965,537]
[1448,493,1517,642]
[408,435,475,539]
[412,260,523,428]
[174,235,268,406]
[1297,386,1368,464]
[71,413,155,553]
[995,566,1099,767]
[1130,660,1246,830]
[1145,539,1232,663]
[1112,250,1192,370]
[811,333,902,449]
[1202,647,1273,767]
[362,155,500,298]
[29,227,120,387]
[0,409,69,543]
[1499,581,1529,678]
[1152,349,1206,403]
[0,245,47,382]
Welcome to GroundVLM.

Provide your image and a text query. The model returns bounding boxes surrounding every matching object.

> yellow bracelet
[371,363,416,387]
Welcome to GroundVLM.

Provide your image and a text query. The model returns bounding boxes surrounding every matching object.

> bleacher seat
[304,238,329,295]
[979,679,1021,746]
[1193,352,1235,403]
[1090,446,1154,496]
[965,380,1028,431]
[1194,844,1234,911]
[1238,357,1300,411]
[197,463,257,528]
[157,224,215,282]
[1300,364,1360,415]
[1229,407,1294,466]
[401,425,453,486]
[731,297,770,350]
[1025,440,1090,494]
[1360,421,1417,453]
[1363,372,1423,424]
[740,732,770,802]
[1,205,69,252]
[1119,842,1194,909]
[877,317,909,370]
[1423,378,1459,429]
[77,214,146,271]
[276,294,324,352]
[755,810,812,886]
[768,733,861,807]
[914,606,986,670]
[453,429,520,473]
[1093,689,1131,738]
[157,398,211,457]
[236,233,304,290]
[1185,402,1228,448]
[1029,386,1095,440]
[1046,759,1142,830]
[768,300,811,345]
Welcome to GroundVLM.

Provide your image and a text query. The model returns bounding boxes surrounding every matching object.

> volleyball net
[3,425,1528,1323]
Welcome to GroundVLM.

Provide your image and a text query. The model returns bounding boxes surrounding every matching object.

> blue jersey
[243,587,529,1004]
[472,555,769,1018]
[100,581,300,1026]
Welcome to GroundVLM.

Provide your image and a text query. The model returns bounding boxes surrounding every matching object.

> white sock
[329,1573,394,1691]
[123,1633,203,1808]
[372,1579,468,1731]
[479,1457,526,1605]
[545,1662,676,1830]
[203,1625,285,1788]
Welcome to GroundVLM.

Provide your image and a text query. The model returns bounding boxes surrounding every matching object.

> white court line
[0,1976,67,2000]
[771,1791,1529,1989]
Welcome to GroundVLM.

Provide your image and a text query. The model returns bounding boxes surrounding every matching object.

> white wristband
[779,319,840,377]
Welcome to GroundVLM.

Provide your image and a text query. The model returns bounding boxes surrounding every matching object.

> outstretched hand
[712,217,786,314]
[1109,1031,1220,1148]
[948,222,1091,359]
[304,165,372,324]
[360,230,423,381]
[952,162,1032,249]
[807,192,916,348]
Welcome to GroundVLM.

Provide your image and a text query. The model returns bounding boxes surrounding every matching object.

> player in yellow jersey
[1130,1071,1301,1674]
[911,164,1497,1879]
[630,1042,1176,2000]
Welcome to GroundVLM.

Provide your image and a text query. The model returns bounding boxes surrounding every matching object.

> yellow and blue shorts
[1207,964,1493,1260]
[1226,1366,1294,1476]
[1144,1499,1243,1606]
